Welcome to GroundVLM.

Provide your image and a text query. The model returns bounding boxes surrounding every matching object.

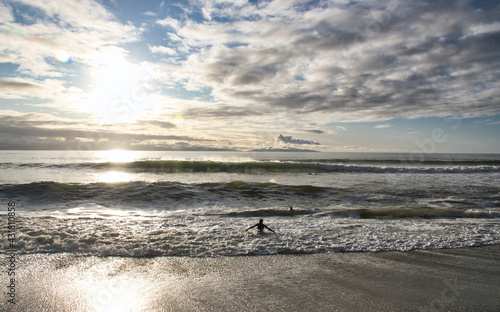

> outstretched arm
[245,224,257,231]
[264,225,275,233]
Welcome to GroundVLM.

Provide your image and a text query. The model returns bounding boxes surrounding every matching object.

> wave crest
[3,159,499,174]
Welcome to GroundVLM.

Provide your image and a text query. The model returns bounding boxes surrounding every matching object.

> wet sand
[2,246,499,311]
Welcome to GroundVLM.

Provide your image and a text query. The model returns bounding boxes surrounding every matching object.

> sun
[87,49,157,124]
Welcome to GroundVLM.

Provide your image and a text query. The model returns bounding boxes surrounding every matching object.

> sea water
[0,150,499,257]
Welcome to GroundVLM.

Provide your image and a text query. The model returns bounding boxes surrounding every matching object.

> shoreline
[2,246,499,311]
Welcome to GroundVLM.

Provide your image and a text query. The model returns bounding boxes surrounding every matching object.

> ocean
[1,150,499,257]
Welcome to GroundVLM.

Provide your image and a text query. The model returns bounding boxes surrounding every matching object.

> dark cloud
[0,114,211,150]
[0,124,205,141]
[182,0,500,120]
[200,47,293,87]
[276,134,320,145]
[138,120,177,129]
[0,114,75,127]
[2,0,499,152]
[300,129,325,134]
[0,79,41,90]
[183,104,268,119]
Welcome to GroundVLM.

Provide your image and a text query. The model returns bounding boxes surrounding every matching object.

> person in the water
[245,219,275,233]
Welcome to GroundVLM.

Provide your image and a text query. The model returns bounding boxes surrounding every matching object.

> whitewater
[0,150,499,257]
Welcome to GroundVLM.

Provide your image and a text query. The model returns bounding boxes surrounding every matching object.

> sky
[0,0,499,153]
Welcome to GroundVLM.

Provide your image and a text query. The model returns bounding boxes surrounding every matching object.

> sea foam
[2,215,499,257]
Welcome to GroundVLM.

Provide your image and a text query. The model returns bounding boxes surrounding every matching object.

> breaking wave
[2,159,499,174]
[0,181,335,211]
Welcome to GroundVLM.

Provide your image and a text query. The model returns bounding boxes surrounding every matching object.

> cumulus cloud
[157,0,500,122]
[148,45,177,55]
[0,0,140,78]
[2,0,500,151]
[156,16,181,30]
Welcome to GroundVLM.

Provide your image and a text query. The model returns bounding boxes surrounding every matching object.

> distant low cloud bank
[276,134,320,146]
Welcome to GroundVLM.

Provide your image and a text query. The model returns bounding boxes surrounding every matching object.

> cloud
[2,0,500,152]
[0,0,140,78]
[300,129,325,134]
[374,124,392,129]
[138,120,177,129]
[335,126,347,132]
[161,0,500,122]
[276,134,320,145]
[156,16,180,30]
[0,111,208,150]
[0,124,208,150]
[0,78,75,101]
[0,1,152,118]
[0,2,13,22]
[182,104,268,119]
[0,78,41,90]
[148,44,177,55]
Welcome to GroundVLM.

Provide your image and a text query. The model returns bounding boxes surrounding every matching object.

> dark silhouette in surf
[246,219,275,233]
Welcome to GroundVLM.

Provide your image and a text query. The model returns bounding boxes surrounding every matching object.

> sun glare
[87,50,156,124]
[78,274,148,312]
[95,150,137,183]
[54,50,71,63]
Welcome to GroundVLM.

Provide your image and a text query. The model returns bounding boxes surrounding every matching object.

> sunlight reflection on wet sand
[4,248,499,311]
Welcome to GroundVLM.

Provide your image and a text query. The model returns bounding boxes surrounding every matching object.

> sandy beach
[2,246,499,311]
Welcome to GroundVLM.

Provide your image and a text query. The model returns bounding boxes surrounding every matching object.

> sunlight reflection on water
[97,171,133,183]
